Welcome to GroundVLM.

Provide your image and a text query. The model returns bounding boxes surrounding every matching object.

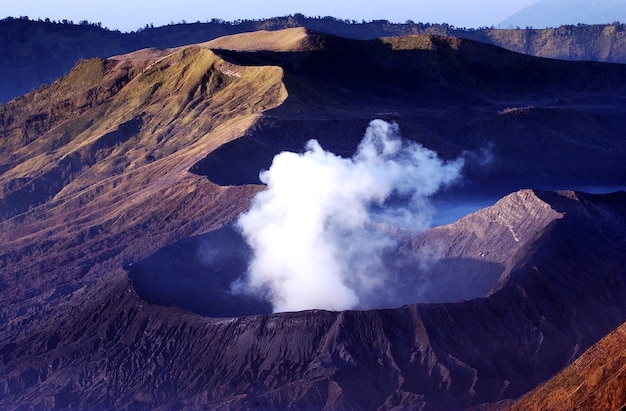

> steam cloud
[232,120,464,312]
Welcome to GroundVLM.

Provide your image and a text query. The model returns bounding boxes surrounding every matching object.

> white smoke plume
[232,119,464,312]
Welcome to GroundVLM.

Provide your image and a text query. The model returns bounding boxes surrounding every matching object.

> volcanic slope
[3,189,626,410]
[0,36,291,304]
[1,28,626,410]
[128,186,574,315]
[192,29,626,192]
[509,319,626,411]
[4,17,626,104]
[2,27,625,311]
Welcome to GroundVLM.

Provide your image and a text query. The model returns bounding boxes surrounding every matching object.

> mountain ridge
[2,189,625,409]
[2,28,625,305]
[3,16,626,103]
[1,28,625,409]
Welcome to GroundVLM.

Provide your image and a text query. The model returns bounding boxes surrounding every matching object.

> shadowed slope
[127,190,564,316]
[1,29,626,410]
[191,30,626,192]
[4,17,626,104]
[126,224,273,318]
[1,190,625,410]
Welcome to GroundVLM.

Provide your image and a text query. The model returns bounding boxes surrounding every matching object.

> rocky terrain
[1,28,626,409]
[510,319,626,410]
[3,16,626,103]
[3,188,626,410]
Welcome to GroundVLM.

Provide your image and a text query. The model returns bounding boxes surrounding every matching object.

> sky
[2,0,538,32]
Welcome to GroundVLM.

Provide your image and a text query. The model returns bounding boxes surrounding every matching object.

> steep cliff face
[405,189,565,302]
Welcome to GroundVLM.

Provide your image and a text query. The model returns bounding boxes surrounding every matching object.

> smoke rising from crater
[232,120,464,312]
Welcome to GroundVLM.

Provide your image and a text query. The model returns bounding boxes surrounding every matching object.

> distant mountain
[1,29,626,410]
[2,16,626,103]
[501,0,626,28]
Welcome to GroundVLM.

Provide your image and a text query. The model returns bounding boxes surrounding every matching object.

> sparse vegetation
[510,322,626,410]
[1,16,626,102]
[1,27,625,411]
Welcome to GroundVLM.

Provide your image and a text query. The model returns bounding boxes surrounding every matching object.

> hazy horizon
[3,0,537,32]
[502,0,626,28]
